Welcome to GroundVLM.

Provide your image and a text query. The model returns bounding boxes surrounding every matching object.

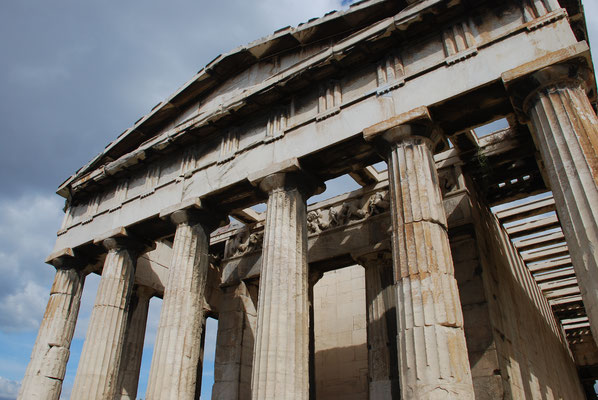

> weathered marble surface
[18,267,85,400]
[383,126,474,399]
[250,172,312,400]
[146,210,213,400]
[506,62,598,346]
[118,286,152,400]
[70,238,139,400]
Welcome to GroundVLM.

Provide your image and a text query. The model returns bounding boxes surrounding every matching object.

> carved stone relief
[225,228,265,259]
[306,189,389,235]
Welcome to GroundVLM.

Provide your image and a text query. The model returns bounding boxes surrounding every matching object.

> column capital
[93,227,154,256]
[159,197,228,231]
[248,158,325,198]
[363,106,444,152]
[502,42,594,122]
[45,248,91,271]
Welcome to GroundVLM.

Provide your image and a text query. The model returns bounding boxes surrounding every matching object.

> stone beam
[53,5,578,253]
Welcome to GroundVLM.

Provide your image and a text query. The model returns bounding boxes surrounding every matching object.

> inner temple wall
[313,265,369,400]
[470,190,585,399]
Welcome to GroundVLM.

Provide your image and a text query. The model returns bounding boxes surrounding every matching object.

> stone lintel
[502,41,594,121]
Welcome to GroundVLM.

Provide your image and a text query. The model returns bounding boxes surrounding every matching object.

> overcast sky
[0,1,597,399]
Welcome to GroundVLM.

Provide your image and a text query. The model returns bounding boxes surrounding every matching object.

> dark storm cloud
[0,0,342,197]
[0,2,346,393]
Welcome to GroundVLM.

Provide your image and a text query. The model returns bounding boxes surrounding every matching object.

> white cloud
[0,376,20,400]
[0,193,64,332]
[106,0,349,122]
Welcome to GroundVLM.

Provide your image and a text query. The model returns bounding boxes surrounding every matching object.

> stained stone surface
[117,286,152,400]
[212,281,258,400]
[146,211,211,400]
[385,132,475,399]
[18,268,85,400]
[360,253,399,400]
[251,173,311,400]
[468,183,586,399]
[523,66,598,346]
[312,266,368,400]
[71,241,137,400]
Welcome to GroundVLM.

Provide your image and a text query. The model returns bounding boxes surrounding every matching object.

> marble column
[354,251,399,400]
[18,256,86,400]
[212,281,258,400]
[118,286,153,400]
[146,208,217,400]
[71,234,146,400]
[518,64,598,344]
[383,124,475,399]
[250,171,321,400]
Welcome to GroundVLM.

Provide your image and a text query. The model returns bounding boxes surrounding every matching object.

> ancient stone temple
[19,0,598,399]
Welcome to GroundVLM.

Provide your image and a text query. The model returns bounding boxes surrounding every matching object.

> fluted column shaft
[523,65,598,343]
[251,173,311,400]
[18,265,85,400]
[71,239,139,400]
[146,210,211,400]
[384,128,474,399]
[212,281,258,400]
[118,286,153,400]
[357,252,399,399]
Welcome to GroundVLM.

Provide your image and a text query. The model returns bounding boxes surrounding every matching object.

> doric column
[212,281,258,400]
[249,164,323,400]
[146,202,223,400]
[353,250,399,400]
[71,230,149,400]
[365,111,475,399]
[118,285,153,400]
[18,253,87,400]
[507,63,598,343]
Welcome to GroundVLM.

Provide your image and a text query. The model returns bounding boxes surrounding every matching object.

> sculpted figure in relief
[307,210,329,234]
[307,190,390,234]
[236,231,264,256]
[367,191,390,216]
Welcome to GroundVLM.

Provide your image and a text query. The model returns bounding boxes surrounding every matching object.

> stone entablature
[53,0,581,255]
